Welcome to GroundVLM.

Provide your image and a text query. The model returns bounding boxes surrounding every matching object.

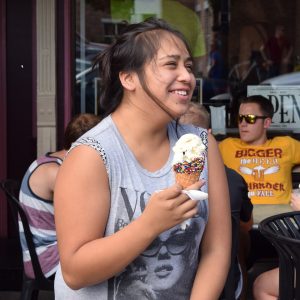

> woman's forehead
[157,33,190,56]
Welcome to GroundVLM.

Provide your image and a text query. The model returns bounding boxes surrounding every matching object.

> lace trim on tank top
[199,129,208,152]
[188,125,208,152]
[69,137,107,167]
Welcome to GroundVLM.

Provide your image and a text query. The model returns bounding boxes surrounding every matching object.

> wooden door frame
[0,0,7,237]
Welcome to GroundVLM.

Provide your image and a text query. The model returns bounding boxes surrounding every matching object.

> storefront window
[75,0,300,134]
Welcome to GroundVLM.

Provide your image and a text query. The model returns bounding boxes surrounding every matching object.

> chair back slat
[1,180,45,279]
[0,179,54,299]
[294,214,300,227]
[268,221,279,234]
[284,217,300,239]
[274,219,290,237]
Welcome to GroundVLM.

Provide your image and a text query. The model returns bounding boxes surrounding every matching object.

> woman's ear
[119,71,136,91]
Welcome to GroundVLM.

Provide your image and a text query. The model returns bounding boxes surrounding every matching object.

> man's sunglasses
[238,114,268,124]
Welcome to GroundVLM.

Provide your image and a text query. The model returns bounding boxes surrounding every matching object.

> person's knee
[253,273,267,299]
[252,269,278,300]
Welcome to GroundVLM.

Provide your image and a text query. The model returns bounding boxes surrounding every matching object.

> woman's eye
[166,61,177,67]
[186,64,194,72]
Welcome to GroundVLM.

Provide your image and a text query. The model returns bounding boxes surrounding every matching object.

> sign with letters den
[247,85,300,131]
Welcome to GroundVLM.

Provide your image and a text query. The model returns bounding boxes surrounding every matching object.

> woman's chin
[175,105,190,117]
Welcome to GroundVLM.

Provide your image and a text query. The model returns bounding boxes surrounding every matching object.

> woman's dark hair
[94,17,193,118]
[240,95,274,118]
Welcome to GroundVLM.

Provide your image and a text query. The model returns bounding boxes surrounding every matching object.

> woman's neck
[113,99,170,137]
[112,106,171,172]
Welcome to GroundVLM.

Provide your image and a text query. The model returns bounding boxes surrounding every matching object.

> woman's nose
[178,65,194,82]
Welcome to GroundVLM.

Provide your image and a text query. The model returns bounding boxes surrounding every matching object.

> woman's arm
[54,145,201,290]
[190,133,231,299]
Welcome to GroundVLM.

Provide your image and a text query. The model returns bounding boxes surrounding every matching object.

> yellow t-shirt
[219,137,300,204]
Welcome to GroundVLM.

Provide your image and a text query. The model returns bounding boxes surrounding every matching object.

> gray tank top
[55,115,208,300]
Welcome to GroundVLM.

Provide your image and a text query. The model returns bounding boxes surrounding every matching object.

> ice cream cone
[172,134,206,189]
[175,171,201,188]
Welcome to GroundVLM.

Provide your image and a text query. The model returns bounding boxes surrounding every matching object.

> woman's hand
[140,180,205,236]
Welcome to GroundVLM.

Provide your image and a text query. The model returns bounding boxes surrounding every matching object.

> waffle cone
[175,171,201,189]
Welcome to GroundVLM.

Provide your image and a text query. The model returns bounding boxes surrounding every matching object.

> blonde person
[179,102,210,129]
[54,18,231,299]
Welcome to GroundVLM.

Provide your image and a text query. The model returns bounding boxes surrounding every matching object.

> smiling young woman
[54,18,231,300]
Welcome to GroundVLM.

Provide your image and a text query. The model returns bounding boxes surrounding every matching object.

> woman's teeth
[173,90,187,96]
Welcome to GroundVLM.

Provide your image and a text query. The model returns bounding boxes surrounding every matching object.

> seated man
[19,113,101,278]
[180,102,253,299]
[219,95,300,205]
[219,95,300,298]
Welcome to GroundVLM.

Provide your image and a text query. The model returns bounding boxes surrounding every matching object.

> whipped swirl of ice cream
[172,133,206,164]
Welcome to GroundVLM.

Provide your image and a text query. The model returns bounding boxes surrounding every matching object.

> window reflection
[75,0,300,133]
[75,0,212,116]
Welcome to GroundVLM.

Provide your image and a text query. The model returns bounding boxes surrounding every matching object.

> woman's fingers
[143,185,200,234]
[185,179,206,191]
[154,184,182,199]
